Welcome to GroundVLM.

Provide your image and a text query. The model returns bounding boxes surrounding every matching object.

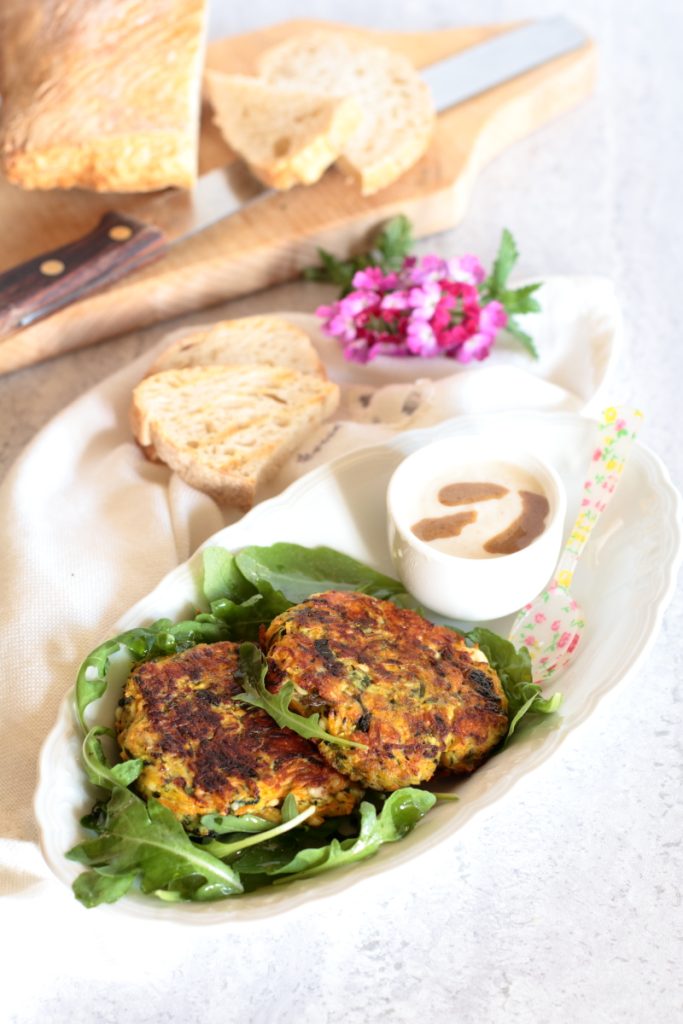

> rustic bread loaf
[131,365,339,508]
[205,71,362,190]
[0,0,208,191]
[146,315,325,378]
[257,31,435,196]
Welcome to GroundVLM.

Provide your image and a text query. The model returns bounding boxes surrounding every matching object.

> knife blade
[0,16,588,337]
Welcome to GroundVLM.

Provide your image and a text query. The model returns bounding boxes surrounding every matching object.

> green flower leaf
[485,227,519,297]
[481,229,541,360]
[504,316,539,359]
[301,215,413,296]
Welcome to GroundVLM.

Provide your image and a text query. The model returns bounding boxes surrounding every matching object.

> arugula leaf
[200,805,316,860]
[234,643,367,750]
[210,584,292,642]
[202,546,256,605]
[75,617,232,731]
[273,789,436,882]
[302,215,413,296]
[81,727,143,791]
[199,812,274,835]
[230,840,321,877]
[67,786,243,907]
[72,870,137,907]
[466,627,562,739]
[281,793,300,822]
[235,543,408,605]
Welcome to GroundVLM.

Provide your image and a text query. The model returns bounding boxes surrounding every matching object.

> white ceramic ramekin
[386,436,566,622]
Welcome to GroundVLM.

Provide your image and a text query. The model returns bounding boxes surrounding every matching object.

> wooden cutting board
[0,19,595,375]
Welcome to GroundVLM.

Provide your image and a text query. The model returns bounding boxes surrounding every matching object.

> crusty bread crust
[0,0,208,191]
[146,315,326,378]
[130,365,339,509]
[257,31,435,196]
[205,71,362,190]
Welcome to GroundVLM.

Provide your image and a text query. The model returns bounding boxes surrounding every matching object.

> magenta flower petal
[448,254,486,285]
[406,314,439,356]
[479,300,508,332]
[455,332,495,363]
[381,289,412,311]
[351,267,386,290]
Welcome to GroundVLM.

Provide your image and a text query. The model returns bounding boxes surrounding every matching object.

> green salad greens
[68,543,561,908]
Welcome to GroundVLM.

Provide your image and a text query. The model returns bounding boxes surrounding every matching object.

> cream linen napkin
[0,276,620,898]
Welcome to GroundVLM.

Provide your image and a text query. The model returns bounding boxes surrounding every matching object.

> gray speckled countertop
[3,2,682,1022]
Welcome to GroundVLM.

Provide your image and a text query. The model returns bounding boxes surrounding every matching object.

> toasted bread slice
[205,71,361,189]
[131,365,339,508]
[257,31,435,196]
[146,315,325,378]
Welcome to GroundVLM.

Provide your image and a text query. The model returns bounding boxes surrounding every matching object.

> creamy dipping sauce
[410,460,550,559]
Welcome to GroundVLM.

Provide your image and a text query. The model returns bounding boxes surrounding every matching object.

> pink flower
[551,619,561,631]
[558,632,571,648]
[317,249,522,364]
[534,612,546,624]
[523,635,537,647]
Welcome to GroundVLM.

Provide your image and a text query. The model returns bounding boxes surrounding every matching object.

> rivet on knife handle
[0,212,167,336]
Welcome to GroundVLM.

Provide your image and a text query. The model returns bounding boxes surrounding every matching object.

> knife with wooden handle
[0,16,587,339]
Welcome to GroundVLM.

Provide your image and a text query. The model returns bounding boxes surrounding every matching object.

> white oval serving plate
[34,411,682,925]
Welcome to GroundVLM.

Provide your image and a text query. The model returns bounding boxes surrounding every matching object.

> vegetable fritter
[264,591,509,790]
[115,641,363,830]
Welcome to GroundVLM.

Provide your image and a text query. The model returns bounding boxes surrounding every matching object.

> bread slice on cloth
[257,31,435,196]
[146,315,325,378]
[0,0,207,191]
[131,365,340,508]
[205,71,361,190]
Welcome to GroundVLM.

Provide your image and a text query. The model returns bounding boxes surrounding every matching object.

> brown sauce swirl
[438,482,509,506]
[483,490,549,555]
[412,510,478,543]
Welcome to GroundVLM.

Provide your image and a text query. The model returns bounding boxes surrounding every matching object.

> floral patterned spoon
[508,407,643,682]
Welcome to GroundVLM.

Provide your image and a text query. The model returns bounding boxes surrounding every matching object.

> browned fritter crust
[115,641,363,829]
[264,591,509,791]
